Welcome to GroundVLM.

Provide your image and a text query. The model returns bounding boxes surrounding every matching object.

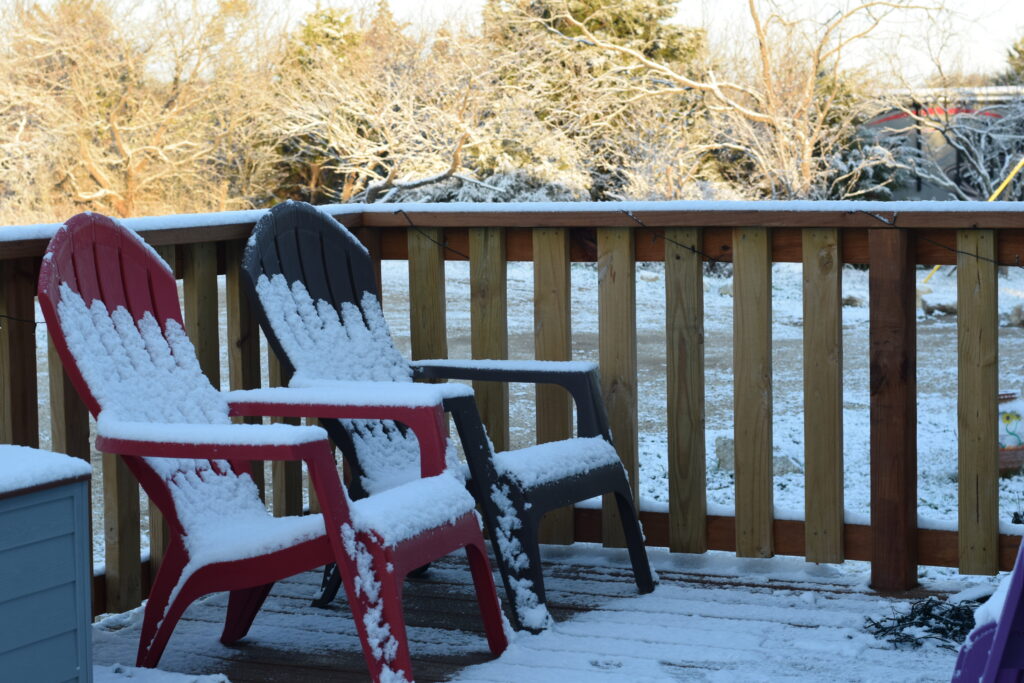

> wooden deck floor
[91,546,962,682]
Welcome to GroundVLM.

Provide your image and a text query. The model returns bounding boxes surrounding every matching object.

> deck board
[92,546,961,682]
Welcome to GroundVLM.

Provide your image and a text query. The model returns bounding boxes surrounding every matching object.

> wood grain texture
[598,228,637,548]
[869,228,918,590]
[469,227,509,452]
[47,335,89,460]
[733,228,774,558]
[182,242,220,387]
[407,228,448,362]
[225,240,264,497]
[0,258,38,446]
[957,229,999,575]
[665,228,707,553]
[802,229,844,563]
[103,452,141,612]
[533,228,575,544]
[269,352,302,517]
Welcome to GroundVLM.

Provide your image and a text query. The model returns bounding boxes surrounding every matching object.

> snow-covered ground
[89,544,983,682]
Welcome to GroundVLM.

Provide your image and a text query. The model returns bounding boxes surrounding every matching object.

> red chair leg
[465,539,510,656]
[138,582,200,668]
[136,542,189,668]
[220,582,275,645]
[343,540,415,683]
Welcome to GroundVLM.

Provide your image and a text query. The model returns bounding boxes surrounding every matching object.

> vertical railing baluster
[666,227,707,554]
[802,228,844,563]
[225,239,264,497]
[869,228,918,590]
[407,226,448,363]
[733,227,773,558]
[598,227,638,548]
[957,229,999,575]
[470,227,509,451]
[0,258,39,447]
[269,353,303,516]
[534,228,574,544]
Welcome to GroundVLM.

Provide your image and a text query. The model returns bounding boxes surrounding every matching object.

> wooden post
[802,229,844,563]
[665,228,707,554]
[354,227,384,305]
[182,242,220,387]
[407,227,447,362]
[598,227,637,548]
[469,227,509,452]
[48,335,89,460]
[150,246,176,576]
[957,229,998,575]
[534,228,574,544]
[0,258,39,447]
[869,228,918,591]
[103,452,141,612]
[733,227,773,558]
[269,352,303,517]
[226,240,264,497]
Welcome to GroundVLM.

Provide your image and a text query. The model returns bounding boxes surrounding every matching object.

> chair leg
[311,563,342,608]
[136,542,190,668]
[612,487,656,594]
[465,540,509,656]
[346,543,415,683]
[221,582,274,644]
[487,502,551,633]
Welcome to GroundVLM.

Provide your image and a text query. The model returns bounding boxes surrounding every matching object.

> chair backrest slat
[244,202,419,496]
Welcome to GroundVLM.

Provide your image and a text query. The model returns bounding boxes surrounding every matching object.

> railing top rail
[2,200,1024,260]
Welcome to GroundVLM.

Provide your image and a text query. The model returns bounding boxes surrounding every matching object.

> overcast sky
[375,0,1024,81]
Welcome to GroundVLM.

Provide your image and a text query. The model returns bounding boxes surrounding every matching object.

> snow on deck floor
[93,545,977,682]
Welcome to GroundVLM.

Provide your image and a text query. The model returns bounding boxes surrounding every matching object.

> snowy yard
[90,544,980,682]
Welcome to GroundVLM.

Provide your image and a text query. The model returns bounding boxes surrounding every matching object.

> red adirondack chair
[38,212,507,682]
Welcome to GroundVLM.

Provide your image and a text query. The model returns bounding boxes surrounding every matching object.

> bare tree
[873,93,1024,200]
[524,0,943,199]
[0,0,278,222]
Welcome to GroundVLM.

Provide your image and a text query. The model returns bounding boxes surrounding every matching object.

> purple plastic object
[952,541,1024,682]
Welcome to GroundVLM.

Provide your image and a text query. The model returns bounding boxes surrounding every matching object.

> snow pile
[94,663,228,682]
[0,444,91,494]
[254,273,469,495]
[349,473,477,546]
[255,273,410,384]
[492,436,620,489]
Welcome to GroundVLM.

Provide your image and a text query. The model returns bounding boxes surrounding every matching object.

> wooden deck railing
[3,201,1024,614]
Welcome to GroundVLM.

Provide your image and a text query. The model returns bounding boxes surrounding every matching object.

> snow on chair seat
[492,436,622,490]
[39,212,509,683]
[350,473,478,547]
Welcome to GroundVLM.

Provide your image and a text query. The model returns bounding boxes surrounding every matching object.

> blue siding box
[0,447,92,682]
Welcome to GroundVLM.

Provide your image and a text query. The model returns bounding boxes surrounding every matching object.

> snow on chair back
[952,539,1024,682]
[38,212,242,533]
[243,201,423,496]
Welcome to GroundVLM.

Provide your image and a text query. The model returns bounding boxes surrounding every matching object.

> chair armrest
[95,415,330,462]
[225,385,450,477]
[411,359,611,440]
[411,358,597,384]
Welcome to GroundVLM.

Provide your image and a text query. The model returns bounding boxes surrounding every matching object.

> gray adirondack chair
[241,200,654,631]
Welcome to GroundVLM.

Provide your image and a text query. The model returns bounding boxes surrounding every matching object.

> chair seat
[176,471,326,566]
[350,473,477,546]
[492,436,621,490]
